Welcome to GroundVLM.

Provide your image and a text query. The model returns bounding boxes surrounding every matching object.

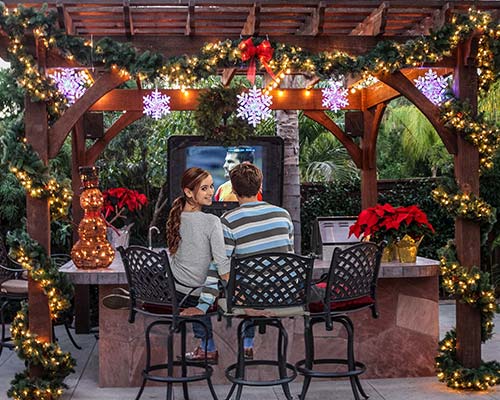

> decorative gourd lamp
[71,166,115,269]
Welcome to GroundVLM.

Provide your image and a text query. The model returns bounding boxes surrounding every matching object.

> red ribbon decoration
[238,38,276,84]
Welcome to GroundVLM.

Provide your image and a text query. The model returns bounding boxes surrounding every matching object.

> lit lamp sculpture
[71,166,115,269]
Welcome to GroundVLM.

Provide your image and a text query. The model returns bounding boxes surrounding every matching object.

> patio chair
[118,245,218,400]
[295,242,384,400]
[0,234,27,357]
[218,252,314,400]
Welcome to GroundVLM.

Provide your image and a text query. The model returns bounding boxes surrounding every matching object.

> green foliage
[0,171,25,235]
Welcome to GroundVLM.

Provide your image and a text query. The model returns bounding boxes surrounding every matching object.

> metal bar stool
[119,246,218,400]
[218,252,314,400]
[295,242,384,400]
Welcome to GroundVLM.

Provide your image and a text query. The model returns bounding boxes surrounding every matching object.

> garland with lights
[6,230,75,400]
[194,87,253,145]
[436,251,500,390]
[0,118,72,220]
[431,187,495,224]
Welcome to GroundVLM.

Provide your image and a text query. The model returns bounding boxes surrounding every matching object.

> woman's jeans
[175,291,255,344]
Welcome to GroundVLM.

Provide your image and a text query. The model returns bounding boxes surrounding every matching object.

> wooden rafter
[405,3,451,35]
[56,0,74,34]
[351,2,389,36]
[296,1,325,35]
[123,0,133,38]
[185,1,195,36]
[221,68,237,87]
[241,3,261,36]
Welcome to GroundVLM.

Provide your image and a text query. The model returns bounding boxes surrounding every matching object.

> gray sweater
[170,211,230,295]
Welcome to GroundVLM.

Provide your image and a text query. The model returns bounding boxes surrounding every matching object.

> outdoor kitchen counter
[61,254,440,387]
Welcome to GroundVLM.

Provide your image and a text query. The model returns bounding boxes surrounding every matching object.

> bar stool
[118,246,218,400]
[295,242,384,400]
[218,252,313,400]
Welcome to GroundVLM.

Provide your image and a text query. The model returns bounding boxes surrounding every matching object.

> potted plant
[349,203,434,262]
[101,187,148,248]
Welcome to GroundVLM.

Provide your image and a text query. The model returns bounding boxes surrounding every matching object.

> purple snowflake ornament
[237,86,273,127]
[49,69,91,104]
[143,88,171,120]
[322,79,349,112]
[414,69,448,105]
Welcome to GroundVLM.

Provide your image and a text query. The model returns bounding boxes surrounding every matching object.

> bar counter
[61,253,439,387]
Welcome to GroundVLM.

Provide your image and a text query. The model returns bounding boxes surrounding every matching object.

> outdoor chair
[295,242,384,400]
[51,253,81,350]
[219,252,313,400]
[118,245,218,400]
[0,235,27,357]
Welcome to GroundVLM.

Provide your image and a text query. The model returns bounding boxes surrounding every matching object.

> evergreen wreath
[194,87,253,145]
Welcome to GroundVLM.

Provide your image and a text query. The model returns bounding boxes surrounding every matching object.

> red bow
[238,38,276,84]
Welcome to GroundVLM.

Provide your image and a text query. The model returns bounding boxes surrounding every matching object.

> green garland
[431,187,495,224]
[436,252,500,390]
[6,230,75,400]
[194,87,253,145]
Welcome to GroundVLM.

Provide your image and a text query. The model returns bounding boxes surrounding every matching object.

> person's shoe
[244,347,254,361]
[183,346,219,365]
[102,293,130,310]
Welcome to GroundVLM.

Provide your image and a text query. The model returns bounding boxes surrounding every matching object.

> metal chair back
[226,252,313,312]
[325,242,383,311]
[118,246,178,319]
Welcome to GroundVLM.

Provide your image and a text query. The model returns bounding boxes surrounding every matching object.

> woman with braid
[166,167,229,364]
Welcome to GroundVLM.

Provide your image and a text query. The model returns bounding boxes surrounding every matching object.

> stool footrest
[225,360,297,387]
[143,361,214,383]
[295,358,366,378]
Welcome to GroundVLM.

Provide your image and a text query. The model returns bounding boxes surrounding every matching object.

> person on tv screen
[166,167,230,364]
[214,146,263,202]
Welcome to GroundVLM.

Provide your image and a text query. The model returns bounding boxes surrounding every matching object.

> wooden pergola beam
[185,1,195,36]
[56,0,74,34]
[351,1,389,36]
[405,3,451,35]
[303,110,362,168]
[296,1,325,35]
[241,3,260,36]
[123,0,133,38]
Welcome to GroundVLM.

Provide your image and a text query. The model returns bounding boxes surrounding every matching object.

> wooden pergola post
[453,40,482,367]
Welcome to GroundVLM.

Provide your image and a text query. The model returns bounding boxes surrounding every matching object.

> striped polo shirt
[220,201,294,257]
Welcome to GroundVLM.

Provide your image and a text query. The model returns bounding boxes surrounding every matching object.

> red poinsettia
[349,203,434,243]
[101,187,148,228]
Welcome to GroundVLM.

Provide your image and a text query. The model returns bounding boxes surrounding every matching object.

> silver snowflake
[49,69,91,104]
[143,88,171,120]
[322,79,349,112]
[414,69,448,105]
[237,86,273,127]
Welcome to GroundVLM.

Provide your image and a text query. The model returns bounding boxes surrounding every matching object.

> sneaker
[183,346,219,365]
[102,293,130,310]
[244,347,254,361]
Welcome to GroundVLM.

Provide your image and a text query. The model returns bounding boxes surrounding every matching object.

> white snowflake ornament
[414,69,448,105]
[49,69,91,105]
[322,79,349,112]
[143,88,171,120]
[237,86,273,127]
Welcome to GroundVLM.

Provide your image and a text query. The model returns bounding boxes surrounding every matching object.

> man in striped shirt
[184,163,294,360]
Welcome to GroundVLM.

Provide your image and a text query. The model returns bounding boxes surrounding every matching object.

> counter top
[60,252,439,285]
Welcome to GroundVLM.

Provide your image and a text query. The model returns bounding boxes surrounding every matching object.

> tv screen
[167,135,284,213]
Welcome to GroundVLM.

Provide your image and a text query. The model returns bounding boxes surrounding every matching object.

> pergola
[1,0,498,384]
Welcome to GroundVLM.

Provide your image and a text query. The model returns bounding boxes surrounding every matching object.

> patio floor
[0,302,498,400]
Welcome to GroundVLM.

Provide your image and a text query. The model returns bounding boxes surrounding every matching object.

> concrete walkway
[0,302,498,400]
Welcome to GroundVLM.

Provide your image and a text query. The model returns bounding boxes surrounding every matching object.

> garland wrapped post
[6,230,75,400]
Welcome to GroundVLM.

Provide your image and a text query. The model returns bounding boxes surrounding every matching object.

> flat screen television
[167,135,284,215]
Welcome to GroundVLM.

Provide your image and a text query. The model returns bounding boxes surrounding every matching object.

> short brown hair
[230,163,262,198]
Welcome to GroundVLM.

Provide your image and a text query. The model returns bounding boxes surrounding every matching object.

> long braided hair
[167,167,210,255]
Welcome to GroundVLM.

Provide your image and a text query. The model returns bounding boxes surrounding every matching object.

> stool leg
[136,321,157,400]
[180,322,189,400]
[207,376,219,400]
[340,317,361,400]
[299,319,315,400]
[277,320,293,400]
[225,384,237,400]
[344,317,368,400]
[166,327,175,400]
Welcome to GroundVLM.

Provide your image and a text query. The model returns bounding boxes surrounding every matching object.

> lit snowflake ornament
[49,69,92,104]
[414,69,448,105]
[237,86,273,127]
[143,88,171,120]
[322,79,349,112]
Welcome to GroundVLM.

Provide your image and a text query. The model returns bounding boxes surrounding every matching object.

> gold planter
[395,235,423,263]
[381,243,396,263]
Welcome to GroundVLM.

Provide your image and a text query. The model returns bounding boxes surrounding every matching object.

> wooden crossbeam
[351,1,389,36]
[241,3,260,36]
[405,3,451,35]
[221,68,237,87]
[56,0,74,34]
